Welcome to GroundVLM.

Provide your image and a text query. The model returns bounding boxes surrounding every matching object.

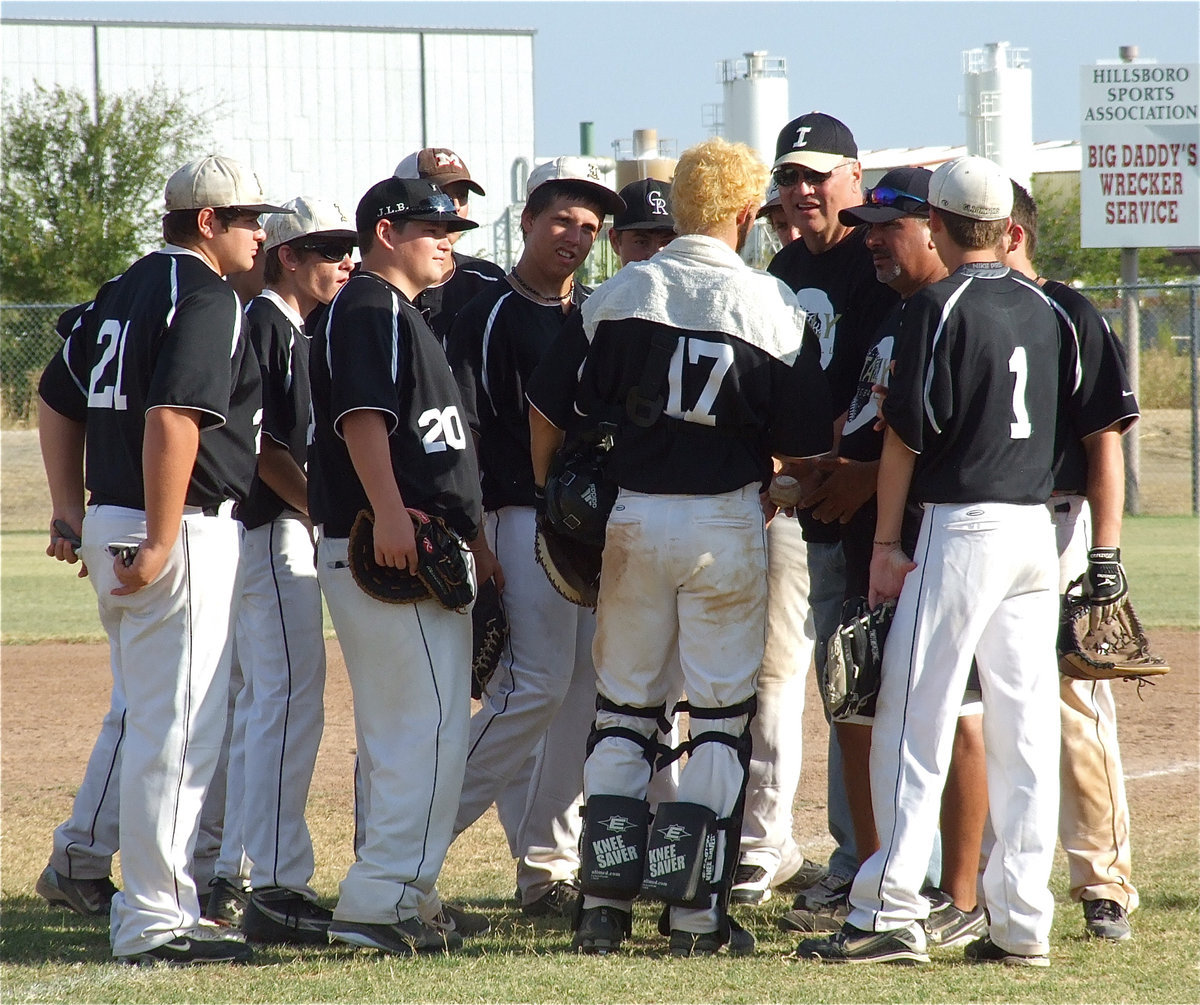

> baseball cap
[355,177,479,236]
[612,178,676,232]
[928,156,1013,221]
[839,166,933,226]
[263,196,357,251]
[755,179,784,220]
[526,156,626,217]
[393,147,485,197]
[164,155,290,213]
[772,112,858,172]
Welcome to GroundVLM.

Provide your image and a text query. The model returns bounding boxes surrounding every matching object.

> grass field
[3,516,1196,643]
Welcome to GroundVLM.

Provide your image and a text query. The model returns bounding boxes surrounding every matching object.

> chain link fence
[3,282,1197,513]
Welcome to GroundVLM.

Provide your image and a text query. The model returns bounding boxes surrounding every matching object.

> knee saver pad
[640,801,720,908]
[579,794,650,900]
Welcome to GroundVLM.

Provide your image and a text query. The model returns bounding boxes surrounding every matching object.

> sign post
[1080,51,1200,514]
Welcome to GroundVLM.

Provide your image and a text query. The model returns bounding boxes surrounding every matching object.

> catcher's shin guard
[648,696,756,936]
[578,695,671,900]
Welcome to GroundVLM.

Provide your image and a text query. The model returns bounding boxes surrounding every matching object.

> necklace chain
[509,268,573,304]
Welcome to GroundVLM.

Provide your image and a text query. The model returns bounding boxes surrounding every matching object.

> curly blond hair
[670,137,769,236]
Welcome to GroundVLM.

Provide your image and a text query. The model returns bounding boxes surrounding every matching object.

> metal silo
[718,51,789,167]
[961,41,1034,188]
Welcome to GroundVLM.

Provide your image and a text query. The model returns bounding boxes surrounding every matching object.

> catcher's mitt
[471,577,508,699]
[822,598,896,721]
[535,515,603,607]
[1058,576,1169,681]
[348,508,475,612]
[543,432,618,548]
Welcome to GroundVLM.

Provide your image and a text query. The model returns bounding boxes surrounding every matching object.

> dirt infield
[3,631,1196,892]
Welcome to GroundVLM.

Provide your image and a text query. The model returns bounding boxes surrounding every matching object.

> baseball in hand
[769,474,803,508]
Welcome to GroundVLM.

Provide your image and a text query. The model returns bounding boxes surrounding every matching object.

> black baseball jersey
[768,226,899,543]
[445,280,590,511]
[307,271,482,540]
[415,251,506,346]
[528,236,832,494]
[38,247,260,510]
[237,291,312,529]
[883,262,1074,505]
[1040,279,1138,493]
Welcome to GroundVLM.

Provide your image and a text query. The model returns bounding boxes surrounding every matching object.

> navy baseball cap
[839,167,933,225]
[355,177,478,235]
[773,112,858,172]
[612,178,676,232]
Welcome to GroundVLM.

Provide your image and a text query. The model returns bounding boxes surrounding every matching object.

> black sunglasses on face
[772,163,850,188]
[294,240,355,262]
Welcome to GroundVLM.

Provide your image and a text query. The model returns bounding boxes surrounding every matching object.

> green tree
[1030,178,1196,286]
[1,84,204,305]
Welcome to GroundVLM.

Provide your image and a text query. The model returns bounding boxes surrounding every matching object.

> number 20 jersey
[307,270,483,540]
[38,247,260,510]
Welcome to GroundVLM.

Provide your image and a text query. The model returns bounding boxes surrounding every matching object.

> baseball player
[528,137,832,956]
[741,113,901,912]
[755,179,801,249]
[307,176,488,955]
[1002,181,1141,942]
[797,155,1076,966]
[607,177,676,262]
[393,147,505,343]
[441,157,624,919]
[209,197,358,944]
[37,154,282,965]
[779,168,988,949]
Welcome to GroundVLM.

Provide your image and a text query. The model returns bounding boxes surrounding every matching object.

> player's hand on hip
[868,545,916,609]
[111,541,169,596]
[372,507,419,573]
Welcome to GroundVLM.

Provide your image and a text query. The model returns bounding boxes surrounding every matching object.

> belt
[184,500,237,518]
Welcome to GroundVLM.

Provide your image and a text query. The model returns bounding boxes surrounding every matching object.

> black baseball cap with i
[355,177,478,235]
[772,112,858,172]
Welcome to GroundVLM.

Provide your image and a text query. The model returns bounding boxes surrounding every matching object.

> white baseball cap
[928,155,1013,221]
[756,179,783,219]
[263,196,357,251]
[526,156,625,216]
[165,154,290,214]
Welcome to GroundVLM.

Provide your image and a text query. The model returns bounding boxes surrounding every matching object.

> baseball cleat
[669,918,755,957]
[1082,899,1132,941]
[521,879,580,918]
[792,922,929,965]
[36,866,118,917]
[772,856,830,896]
[776,900,850,934]
[204,877,250,928]
[572,905,630,955]
[964,936,1049,967]
[790,869,854,912]
[242,887,332,945]
[328,917,462,955]
[428,902,491,937]
[923,901,987,949]
[730,864,774,905]
[116,922,252,967]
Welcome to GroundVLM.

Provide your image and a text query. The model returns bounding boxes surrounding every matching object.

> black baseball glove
[1058,576,1169,681]
[347,508,475,612]
[534,514,603,608]
[471,577,508,699]
[822,598,896,721]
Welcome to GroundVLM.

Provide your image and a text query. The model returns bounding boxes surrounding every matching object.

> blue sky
[5,1,1198,157]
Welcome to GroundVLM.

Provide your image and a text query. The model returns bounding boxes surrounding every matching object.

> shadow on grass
[1139,889,1200,912]
[0,895,113,965]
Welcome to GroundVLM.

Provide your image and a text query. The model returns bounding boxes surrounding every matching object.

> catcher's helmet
[543,445,617,547]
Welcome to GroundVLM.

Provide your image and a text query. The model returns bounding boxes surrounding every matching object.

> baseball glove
[535,514,603,608]
[347,508,475,612]
[471,577,508,699]
[1058,576,1169,681]
[822,598,896,721]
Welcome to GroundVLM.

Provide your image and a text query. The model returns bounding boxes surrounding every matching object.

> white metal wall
[1,19,535,264]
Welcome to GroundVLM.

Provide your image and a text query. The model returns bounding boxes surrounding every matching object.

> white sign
[1079,62,1200,248]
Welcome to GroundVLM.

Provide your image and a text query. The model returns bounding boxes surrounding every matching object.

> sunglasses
[772,161,852,188]
[863,186,928,214]
[379,192,460,224]
[294,240,355,262]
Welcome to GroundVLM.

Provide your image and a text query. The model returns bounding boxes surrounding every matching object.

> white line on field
[1124,761,1199,781]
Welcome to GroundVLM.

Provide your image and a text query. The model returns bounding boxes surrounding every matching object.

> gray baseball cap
[263,196,357,251]
[165,155,290,214]
[928,156,1013,221]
